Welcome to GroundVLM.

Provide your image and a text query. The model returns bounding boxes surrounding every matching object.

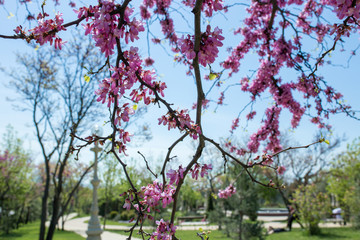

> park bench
[325,214,346,225]
[177,216,206,222]
[257,208,289,217]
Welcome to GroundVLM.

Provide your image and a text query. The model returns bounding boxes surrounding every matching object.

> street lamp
[86,124,103,240]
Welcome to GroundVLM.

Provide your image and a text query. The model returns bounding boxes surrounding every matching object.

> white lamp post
[86,124,103,240]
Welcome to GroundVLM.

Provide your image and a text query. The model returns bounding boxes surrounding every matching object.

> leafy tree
[179,178,204,213]
[222,166,263,240]
[292,184,331,235]
[99,154,122,229]
[4,34,105,240]
[207,162,263,240]
[0,126,38,234]
[328,137,360,228]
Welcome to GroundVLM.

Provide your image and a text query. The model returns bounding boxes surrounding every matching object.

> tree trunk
[46,182,62,240]
[25,206,30,224]
[16,204,25,229]
[39,166,51,240]
[238,213,243,240]
[47,164,63,239]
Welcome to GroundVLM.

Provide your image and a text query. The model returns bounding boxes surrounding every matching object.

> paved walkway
[60,215,140,240]
[61,214,349,240]
[63,215,218,240]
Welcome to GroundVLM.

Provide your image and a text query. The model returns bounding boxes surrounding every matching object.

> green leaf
[7,12,14,19]
[84,75,90,83]
[208,73,217,80]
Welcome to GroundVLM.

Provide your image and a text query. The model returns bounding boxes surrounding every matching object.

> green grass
[109,227,360,240]
[176,230,233,240]
[0,221,85,240]
[109,229,233,240]
[266,228,360,240]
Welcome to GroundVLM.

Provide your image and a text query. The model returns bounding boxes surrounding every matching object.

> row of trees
[1,120,360,239]
[0,126,39,234]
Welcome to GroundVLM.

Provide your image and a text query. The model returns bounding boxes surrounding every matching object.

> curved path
[62,214,348,239]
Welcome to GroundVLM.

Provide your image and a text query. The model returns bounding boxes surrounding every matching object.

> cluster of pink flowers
[95,48,141,106]
[141,181,175,209]
[230,118,239,133]
[27,12,65,49]
[224,141,247,156]
[218,184,236,199]
[95,46,169,153]
[219,0,353,153]
[217,92,224,105]
[150,219,177,240]
[77,1,144,57]
[158,110,201,139]
[182,0,224,17]
[166,165,185,185]
[178,25,224,67]
[190,163,212,180]
[246,111,256,120]
[253,154,274,166]
[325,0,360,19]
[248,106,281,153]
[192,99,210,110]
[166,163,212,185]
[139,0,178,44]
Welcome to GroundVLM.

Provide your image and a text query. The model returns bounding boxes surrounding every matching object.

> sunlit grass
[109,229,233,240]
[109,227,360,240]
[0,221,84,240]
[266,227,360,240]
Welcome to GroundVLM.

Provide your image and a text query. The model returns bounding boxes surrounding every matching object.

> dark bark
[25,206,30,224]
[39,161,50,240]
[238,213,243,240]
[16,204,25,229]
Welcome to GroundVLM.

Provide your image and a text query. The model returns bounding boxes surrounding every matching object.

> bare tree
[5,32,106,240]
[280,132,342,187]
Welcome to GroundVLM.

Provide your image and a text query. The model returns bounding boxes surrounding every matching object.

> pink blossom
[178,25,224,67]
[218,184,236,199]
[123,198,131,210]
[166,165,185,185]
[144,57,155,66]
[277,166,286,175]
[150,219,177,240]
[230,118,239,133]
[29,12,66,49]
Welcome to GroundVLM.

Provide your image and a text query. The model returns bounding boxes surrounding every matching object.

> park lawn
[0,221,84,240]
[266,227,360,240]
[110,227,360,240]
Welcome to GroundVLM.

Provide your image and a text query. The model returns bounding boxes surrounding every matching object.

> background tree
[99,154,122,229]
[264,132,341,211]
[215,165,263,240]
[328,137,360,229]
[5,33,106,240]
[0,125,38,234]
[58,162,91,230]
[292,184,331,235]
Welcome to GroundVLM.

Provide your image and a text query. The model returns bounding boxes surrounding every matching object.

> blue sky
[0,1,359,169]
